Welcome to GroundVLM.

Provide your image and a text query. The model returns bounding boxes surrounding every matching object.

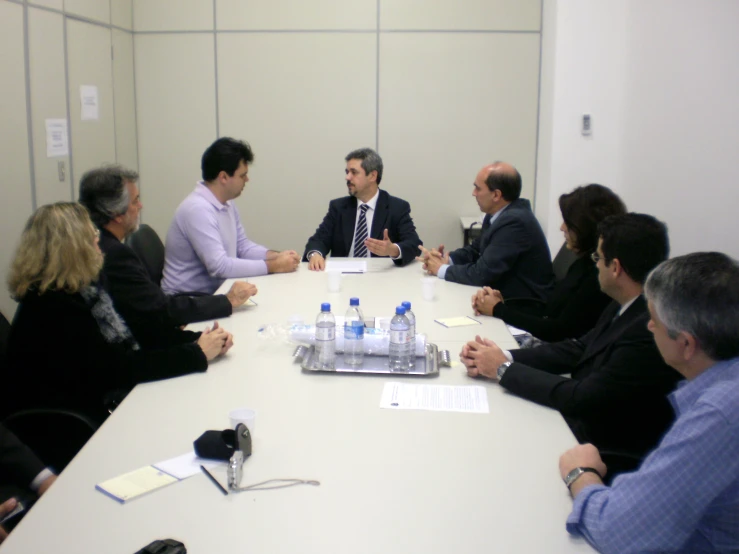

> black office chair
[126,223,165,285]
[0,310,11,372]
[2,409,99,473]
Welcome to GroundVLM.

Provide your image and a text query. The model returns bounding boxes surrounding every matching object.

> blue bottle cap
[395,306,406,315]
[402,301,412,310]
[350,297,360,306]
[321,303,331,312]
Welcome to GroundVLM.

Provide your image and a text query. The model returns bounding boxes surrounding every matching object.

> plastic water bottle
[389,306,411,372]
[401,301,416,369]
[344,297,364,366]
[315,303,336,369]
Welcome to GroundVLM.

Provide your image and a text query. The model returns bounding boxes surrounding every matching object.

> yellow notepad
[96,466,178,503]
[434,316,482,328]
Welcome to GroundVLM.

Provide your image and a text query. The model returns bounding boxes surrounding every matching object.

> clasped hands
[471,287,504,316]
[266,250,300,274]
[308,229,399,271]
[459,335,509,379]
[416,244,449,276]
[197,321,234,360]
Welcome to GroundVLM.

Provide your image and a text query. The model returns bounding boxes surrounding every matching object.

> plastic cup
[327,270,342,292]
[229,408,256,434]
[421,277,436,301]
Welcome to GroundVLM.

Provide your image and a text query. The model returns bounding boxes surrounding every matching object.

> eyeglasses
[591,252,606,264]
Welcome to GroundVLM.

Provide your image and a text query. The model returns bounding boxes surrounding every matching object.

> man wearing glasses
[460,214,682,474]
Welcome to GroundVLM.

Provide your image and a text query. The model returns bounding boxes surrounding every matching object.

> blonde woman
[5,203,233,423]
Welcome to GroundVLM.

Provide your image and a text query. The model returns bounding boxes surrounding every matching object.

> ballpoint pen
[200,465,228,496]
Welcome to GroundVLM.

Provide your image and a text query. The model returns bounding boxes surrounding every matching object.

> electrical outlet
[582,114,592,136]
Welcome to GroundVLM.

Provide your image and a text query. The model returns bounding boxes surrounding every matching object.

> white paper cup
[421,276,436,301]
[327,270,342,292]
[229,408,256,434]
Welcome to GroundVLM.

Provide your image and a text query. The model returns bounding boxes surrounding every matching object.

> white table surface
[2,259,593,553]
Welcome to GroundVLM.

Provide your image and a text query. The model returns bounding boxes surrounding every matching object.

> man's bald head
[479,161,522,202]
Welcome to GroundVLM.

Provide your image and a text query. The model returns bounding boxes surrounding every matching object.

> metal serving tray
[293,343,451,376]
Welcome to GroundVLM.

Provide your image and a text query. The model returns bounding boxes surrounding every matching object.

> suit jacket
[500,296,681,458]
[100,228,232,334]
[493,254,612,342]
[0,424,45,491]
[4,288,207,424]
[303,189,422,266]
[446,199,555,300]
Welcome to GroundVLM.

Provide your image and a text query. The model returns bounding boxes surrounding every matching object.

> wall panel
[381,0,541,31]
[134,34,217,238]
[66,19,116,193]
[28,6,72,206]
[133,0,213,32]
[112,29,138,171]
[216,0,376,30]
[217,33,377,252]
[0,1,34,318]
[379,33,541,251]
[64,0,110,24]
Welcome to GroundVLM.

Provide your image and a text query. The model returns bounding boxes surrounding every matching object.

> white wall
[538,0,739,259]
[0,0,136,319]
[133,0,542,254]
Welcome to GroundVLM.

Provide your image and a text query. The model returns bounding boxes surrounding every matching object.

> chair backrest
[552,242,579,282]
[2,409,99,473]
[0,311,11,370]
[126,224,165,285]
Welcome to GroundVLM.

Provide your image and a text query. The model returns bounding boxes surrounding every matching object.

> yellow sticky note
[96,466,178,503]
[434,316,482,328]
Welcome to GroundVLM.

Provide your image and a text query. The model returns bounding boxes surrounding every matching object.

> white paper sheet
[380,382,489,414]
[153,451,221,480]
[45,119,69,157]
[507,325,528,337]
[325,260,367,273]
[80,85,99,120]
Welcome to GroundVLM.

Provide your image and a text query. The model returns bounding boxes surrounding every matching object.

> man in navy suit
[303,148,422,270]
[420,162,554,300]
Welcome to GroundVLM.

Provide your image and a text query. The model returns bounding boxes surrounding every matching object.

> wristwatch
[563,467,602,489]
[496,361,512,380]
[307,251,321,260]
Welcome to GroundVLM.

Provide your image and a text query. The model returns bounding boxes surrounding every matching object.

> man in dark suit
[420,162,554,301]
[79,165,257,336]
[0,424,56,543]
[303,148,422,270]
[460,213,681,464]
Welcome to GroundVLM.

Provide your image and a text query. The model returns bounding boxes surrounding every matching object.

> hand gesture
[365,229,400,258]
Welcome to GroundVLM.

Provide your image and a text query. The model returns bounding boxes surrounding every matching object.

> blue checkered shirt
[567,356,739,553]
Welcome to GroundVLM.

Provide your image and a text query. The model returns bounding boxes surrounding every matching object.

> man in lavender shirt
[162,138,300,295]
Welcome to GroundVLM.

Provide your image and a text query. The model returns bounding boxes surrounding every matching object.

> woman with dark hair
[4,203,234,423]
[471,184,627,342]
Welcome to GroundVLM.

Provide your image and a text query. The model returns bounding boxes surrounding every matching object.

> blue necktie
[353,204,369,258]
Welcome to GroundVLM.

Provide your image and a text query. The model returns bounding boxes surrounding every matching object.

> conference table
[2,259,594,553]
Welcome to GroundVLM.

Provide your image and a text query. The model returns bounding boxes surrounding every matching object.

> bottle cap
[402,301,411,310]
[321,303,331,312]
[395,306,406,315]
[350,297,360,306]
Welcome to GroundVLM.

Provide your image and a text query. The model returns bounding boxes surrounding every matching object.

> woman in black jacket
[471,184,626,342]
[4,203,233,423]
